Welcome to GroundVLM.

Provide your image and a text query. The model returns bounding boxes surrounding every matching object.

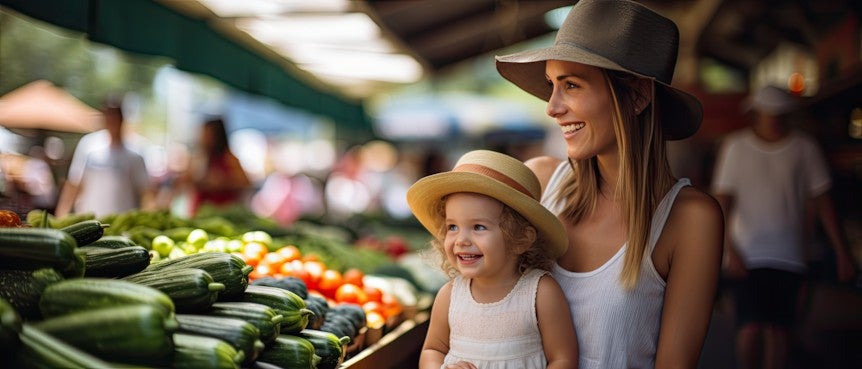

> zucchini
[251,276,308,299]
[175,314,264,364]
[172,333,244,369]
[257,335,320,369]
[82,235,138,249]
[33,304,177,366]
[0,297,22,349]
[329,303,367,332]
[146,252,253,300]
[39,278,175,318]
[297,329,350,369]
[60,219,108,246]
[241,285,314,334]
[304,294,329,330]
[0,267,64,320]
[81,245,151,278]
[0,227,79,271]
[319,314,357,343]
[123,268,224,313]
[208,302,283,344]
[11,324,114,369]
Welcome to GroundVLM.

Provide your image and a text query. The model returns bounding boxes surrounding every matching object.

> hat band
[452,163,535,200]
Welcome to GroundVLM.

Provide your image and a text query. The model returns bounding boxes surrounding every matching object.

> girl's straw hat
[495,0,702,140]
[406,150,567,258]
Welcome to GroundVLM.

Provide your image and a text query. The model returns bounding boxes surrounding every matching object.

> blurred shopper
[181,117,250,216]
[495,0,724,367]
[711,85,857,369]
[55,97,154,217]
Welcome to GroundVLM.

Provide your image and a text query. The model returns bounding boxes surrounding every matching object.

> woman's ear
[633,78,653,114]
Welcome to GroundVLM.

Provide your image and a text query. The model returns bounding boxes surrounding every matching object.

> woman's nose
[546,89,565,118]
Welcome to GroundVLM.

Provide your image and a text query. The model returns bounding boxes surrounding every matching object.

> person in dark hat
[711,85,857,369]
[495,0,724,367]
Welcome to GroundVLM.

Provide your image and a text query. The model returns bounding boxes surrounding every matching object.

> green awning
[1,0,372,139]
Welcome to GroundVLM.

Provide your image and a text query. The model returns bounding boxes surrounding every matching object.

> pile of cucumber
[0,218,364,369]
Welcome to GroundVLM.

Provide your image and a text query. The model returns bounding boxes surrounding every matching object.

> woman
[495,0,724,368]
[185,117,250,216]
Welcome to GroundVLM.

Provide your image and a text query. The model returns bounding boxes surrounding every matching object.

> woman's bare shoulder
[667,186,724,247]
[524,156,564,191]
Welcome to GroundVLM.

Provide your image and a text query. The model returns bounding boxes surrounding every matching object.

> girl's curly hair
[427,194,556,278]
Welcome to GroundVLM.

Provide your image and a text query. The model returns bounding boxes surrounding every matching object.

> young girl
[408,150,578,369]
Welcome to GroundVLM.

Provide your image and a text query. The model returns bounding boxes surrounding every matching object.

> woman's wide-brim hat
[495,0,702,140]
[407,150,567,259]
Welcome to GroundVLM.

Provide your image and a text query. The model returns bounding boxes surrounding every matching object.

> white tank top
[541,162,689,369]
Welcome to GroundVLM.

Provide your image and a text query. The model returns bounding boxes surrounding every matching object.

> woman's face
[545,60,617,161]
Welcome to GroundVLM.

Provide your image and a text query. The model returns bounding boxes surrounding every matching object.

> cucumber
[0,297,22,349]
[0,227,79,271]
[39,278,175,318]
[81,245,151,278]
[175,314,264,364]
[172,333,244,369]
[123,268,224,313]
[241,285,314,334]
[297,329,350,369]
[82,235,138,249]
[208,302,283,344]
[11,324,114,369]
[33,304,177,366]
[60,219,109,246]
[0,267,64,320]
[257,334,320,369]
[146,252,253,300]
[319,313,357,343]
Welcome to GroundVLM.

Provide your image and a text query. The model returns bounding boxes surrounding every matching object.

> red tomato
[335,283,368,305]
[317,269,343,298]
[342,268,364,288]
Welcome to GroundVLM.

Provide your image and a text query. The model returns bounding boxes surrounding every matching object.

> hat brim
[496,44,702,140]
[407,171,567,259]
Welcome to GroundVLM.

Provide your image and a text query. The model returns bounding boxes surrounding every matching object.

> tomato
[302,260,326,291]
[366,310,386,330]
[335,283,368,305]
[317,269,343,299]
[0,210,21,227]
[380,293,402,318]
[342,268,364,288]
[250,263,272,280]
[362,285,383,303]
[261,252,287,271]
[362,301,386,316]
[275,245,302,262]
[243,242,268,260]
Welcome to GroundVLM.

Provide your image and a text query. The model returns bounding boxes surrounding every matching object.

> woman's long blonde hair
[555,70,675,289]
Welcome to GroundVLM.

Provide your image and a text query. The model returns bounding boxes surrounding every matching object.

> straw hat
[741,85,799,116]
[495,0,702,140]
[406,150,567,258]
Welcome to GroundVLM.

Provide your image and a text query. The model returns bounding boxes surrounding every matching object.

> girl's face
[443,193,520,281]
[545,60,618,161]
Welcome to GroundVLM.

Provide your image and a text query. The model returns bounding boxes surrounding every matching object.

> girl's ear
[633,78,653,114]
[514,226,538,254]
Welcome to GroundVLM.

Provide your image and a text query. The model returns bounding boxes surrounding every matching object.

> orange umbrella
[0,80,102,133]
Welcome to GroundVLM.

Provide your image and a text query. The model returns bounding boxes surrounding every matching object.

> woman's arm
[654,190,724,369]
[536,275,579,369]
[419,281,453,369]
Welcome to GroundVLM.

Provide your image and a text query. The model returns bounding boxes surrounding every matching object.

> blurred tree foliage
[0,9,168,112]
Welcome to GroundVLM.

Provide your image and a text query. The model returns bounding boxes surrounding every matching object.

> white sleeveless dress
[443,268,548,369]
[541,161,690,369]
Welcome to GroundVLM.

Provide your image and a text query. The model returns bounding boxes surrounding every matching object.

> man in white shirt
[55,98,154,217]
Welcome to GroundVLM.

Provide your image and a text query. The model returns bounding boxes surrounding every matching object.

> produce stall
[0,207,436,369]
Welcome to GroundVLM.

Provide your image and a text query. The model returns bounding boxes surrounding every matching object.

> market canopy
[0,0,371,139]
[0,80,101,134]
